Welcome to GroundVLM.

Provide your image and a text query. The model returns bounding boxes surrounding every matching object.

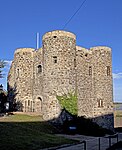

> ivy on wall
[56,92,78,115]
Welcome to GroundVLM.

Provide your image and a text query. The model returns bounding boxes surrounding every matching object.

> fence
[90,133,119,150]
[55,133,120,150]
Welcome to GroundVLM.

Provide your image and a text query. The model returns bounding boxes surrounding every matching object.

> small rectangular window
[89,66,92,76]
[53,56,57,63]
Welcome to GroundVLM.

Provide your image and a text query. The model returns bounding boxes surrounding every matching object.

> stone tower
[91,47,113,129]
[8,48,34,111]
[76,46,113,129]
[42,30,76,120]
[7,30,114,129]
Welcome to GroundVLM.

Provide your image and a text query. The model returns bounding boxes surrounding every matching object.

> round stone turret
[91,46,113,130]
[42,30,76,40]
[42,30,76,120]
[14,48,34,112]
[14,48,35,54]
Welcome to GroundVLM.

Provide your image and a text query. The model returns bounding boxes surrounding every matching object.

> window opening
[53,56,57,63]
[74,59,76,67]
[28,100,30,106]
[37,97,42,101]
[25,101,27,112]
[89,66,92,76]
[107,66,110,76]
[98,99,103,107]
[17,69,19,78]
[38,65,42,73]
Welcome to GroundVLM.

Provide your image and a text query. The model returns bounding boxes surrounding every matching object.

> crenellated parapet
[42,30,76,40]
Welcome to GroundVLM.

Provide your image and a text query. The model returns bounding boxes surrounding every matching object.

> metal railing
[54,134,119,150]
[80,140,87,150]
[105,133,118,148]
[98,133,119,150]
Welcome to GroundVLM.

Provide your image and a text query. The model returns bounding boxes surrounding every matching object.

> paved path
[55,133,122,150]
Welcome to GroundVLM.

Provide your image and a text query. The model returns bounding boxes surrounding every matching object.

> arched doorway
[35,97,42,112]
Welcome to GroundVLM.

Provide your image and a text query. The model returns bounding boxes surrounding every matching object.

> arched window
[37,97,42,101]
[37,65,42,73]
[98,99,103,108]
[37,97,42,112]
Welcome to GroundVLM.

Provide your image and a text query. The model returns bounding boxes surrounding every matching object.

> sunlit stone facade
[8,30,113,129]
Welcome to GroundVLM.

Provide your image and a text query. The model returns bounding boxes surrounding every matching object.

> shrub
[56,91,78,115]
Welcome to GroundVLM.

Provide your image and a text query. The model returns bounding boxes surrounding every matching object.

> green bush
[56,91,78,115]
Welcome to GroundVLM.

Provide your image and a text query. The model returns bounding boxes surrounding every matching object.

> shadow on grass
[4,85,116,149]
[0,115,76,150]
[51,109,114,137]
[0,111,115,150]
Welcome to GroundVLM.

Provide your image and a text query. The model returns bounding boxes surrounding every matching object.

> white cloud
[5,60,12,67]
[113,73,122,79]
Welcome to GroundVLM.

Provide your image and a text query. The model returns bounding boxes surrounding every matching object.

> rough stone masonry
[7,30,114,130]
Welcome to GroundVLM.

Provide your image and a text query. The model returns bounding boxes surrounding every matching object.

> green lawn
[0,114,74,150]
[114,110,122,117]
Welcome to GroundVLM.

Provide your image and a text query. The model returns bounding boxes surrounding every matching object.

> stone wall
[33,48,43,112]
[76,46,94,118]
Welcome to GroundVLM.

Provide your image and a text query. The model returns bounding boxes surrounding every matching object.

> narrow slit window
[98,99,103,108]
[53,56,57,63]
[74,59,76,67]
[89,66,92,76]
[25,101,27,112]
[28,100,30,106]
[107,66,110,76]
[38,65,42,73]
[17,68,19,78]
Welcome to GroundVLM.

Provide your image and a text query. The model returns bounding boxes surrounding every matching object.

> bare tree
[0,60,6,78]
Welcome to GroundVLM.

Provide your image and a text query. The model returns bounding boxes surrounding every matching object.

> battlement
[14,48,35,54]
[90,46,111,52]
[76,46,92,55]
[42,30,76,40]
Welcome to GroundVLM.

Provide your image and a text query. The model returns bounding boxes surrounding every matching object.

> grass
[114,110,122,117]
[0,114,75,150]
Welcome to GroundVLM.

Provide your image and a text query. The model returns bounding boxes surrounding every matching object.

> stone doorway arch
[35,97,42,112]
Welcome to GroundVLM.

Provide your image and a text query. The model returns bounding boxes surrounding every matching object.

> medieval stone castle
[8,30,114,129]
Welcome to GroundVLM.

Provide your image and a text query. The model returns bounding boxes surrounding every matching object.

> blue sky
[0,0,122,102]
